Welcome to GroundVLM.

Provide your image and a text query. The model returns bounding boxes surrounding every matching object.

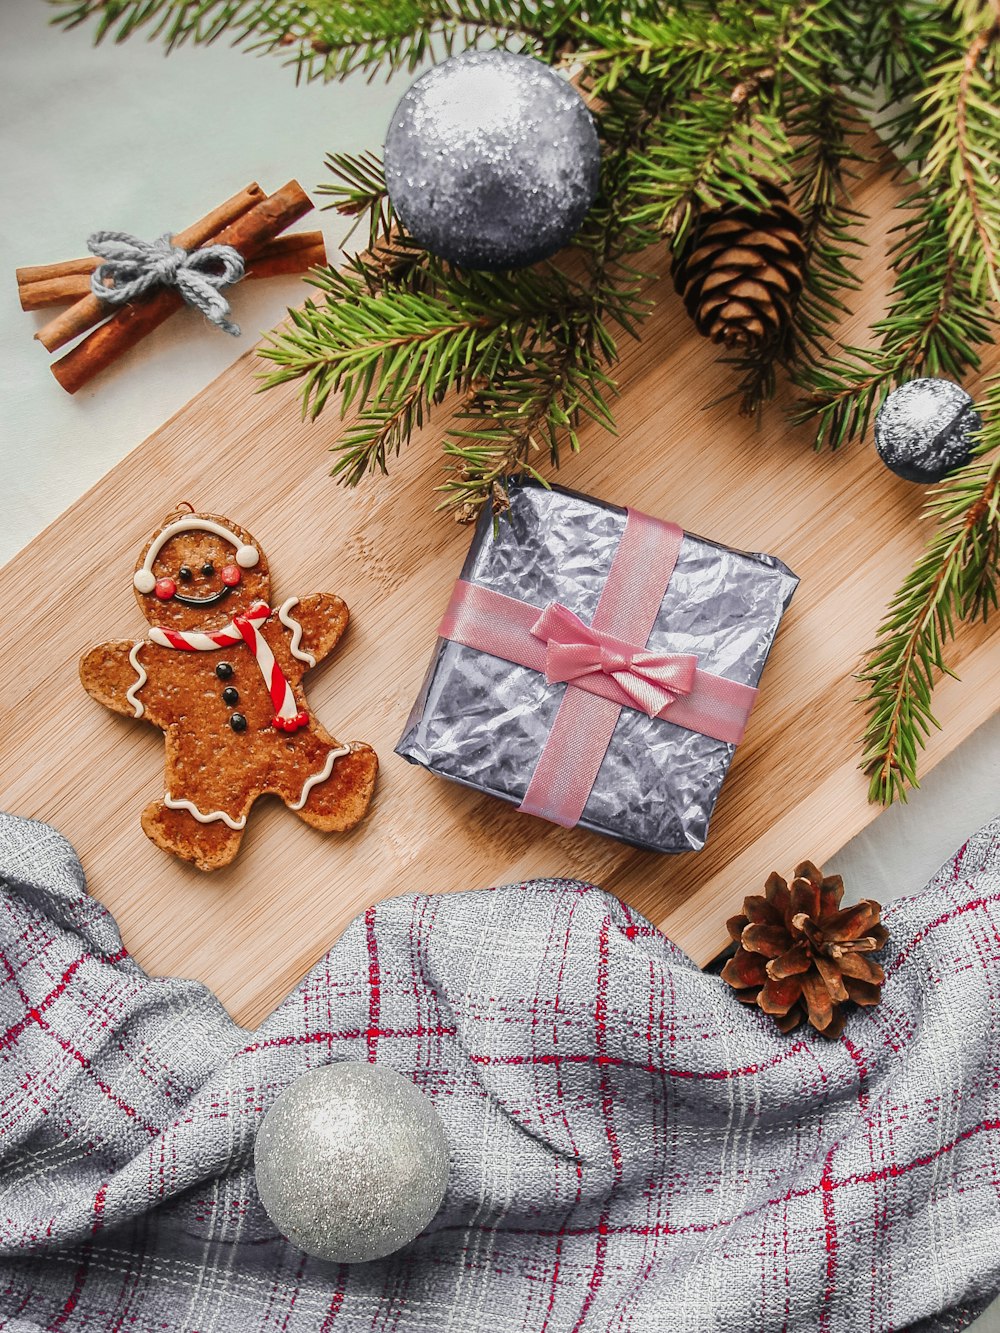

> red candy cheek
[154,577,177,601]
[220,564,242,587]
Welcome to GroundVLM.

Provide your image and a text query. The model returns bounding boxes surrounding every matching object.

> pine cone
[671,182,805,352]
[721,862,889,1039]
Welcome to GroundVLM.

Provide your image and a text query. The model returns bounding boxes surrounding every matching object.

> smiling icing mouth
[173,587,233,608]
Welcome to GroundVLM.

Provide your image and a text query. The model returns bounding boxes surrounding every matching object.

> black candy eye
[178,566,193,582]
[201,562,215,577]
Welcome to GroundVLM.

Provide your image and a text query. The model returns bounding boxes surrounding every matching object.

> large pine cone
[671,182,806,352]
[721,862,889,1039]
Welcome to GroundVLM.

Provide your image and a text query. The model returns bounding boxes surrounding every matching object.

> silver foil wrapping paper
[396,481,798,853]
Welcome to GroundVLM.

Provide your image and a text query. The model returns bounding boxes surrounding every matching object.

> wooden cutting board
[2,141,998,1028]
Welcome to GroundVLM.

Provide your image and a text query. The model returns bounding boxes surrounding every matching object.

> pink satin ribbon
[531,601,697,717]
[437,509,758,829]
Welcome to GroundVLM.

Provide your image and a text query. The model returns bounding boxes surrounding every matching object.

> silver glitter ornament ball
[874,378,981,484]
[384,50,600,271]
[254,1063,449,1264]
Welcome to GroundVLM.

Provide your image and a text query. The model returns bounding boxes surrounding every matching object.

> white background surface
[1,1,998,1324]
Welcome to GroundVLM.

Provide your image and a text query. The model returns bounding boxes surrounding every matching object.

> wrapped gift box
[397,480,798,853]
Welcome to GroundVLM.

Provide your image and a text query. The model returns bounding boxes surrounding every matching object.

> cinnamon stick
[19,231,326,310]
[35,182,266,353]
[17,256,104,286]
[243,233,327,279]
[51,180,314,395]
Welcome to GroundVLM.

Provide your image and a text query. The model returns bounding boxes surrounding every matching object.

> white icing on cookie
[134,517,259,593]
[164,793,248,830]
[277,597,316,667]
[126,642,147,718]
[288,745,351,811]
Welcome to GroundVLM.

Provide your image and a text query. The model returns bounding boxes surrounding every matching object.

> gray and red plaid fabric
[0,810,998,1332]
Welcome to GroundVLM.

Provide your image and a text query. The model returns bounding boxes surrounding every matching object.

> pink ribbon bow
[531,602,697,719]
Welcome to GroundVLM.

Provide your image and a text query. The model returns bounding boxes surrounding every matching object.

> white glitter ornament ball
[384,50,600,271]
[254,1063,449,1264]
[874,378,981,483]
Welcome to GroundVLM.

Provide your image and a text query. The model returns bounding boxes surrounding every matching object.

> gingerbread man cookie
[80,510,378,871]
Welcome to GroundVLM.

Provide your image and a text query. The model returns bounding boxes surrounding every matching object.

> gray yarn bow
[88,231,246,336]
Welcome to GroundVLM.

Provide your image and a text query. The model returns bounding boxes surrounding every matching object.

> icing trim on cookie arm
[126,643,147,718]
[277,597,316,667]
[288,744,351,811]
[164,793,248,830]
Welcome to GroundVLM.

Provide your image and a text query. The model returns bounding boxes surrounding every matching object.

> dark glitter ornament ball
[874,378,981,484]
[383,50,600,271]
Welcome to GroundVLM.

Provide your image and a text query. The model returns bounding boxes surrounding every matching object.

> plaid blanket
[0,811,998,1332]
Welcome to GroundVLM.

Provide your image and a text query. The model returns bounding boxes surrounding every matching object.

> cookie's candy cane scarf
[149,600,308,733]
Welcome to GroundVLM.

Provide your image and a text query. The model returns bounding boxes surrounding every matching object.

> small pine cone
[721,862,889,1039]
[671,181,805,352]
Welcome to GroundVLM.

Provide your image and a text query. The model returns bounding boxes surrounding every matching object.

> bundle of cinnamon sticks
[16,180,326,394]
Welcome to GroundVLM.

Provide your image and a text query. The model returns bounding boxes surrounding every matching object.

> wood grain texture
[2,142,998,1028]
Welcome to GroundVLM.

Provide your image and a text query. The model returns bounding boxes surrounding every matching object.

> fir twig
[794,1,1000,450]
[441,338,619,520]
[793,190,988,450]
[859,381,1000,803]
[317,150,395,251]
[258,258,628,503]
[50,0,613,81]
[919,5,1000,303]
[784,85,866,366]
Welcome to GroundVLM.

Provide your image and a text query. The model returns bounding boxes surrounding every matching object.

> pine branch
[918,4,1000,303]
[784,85,866,365]
[859,379,1000,804]
[440,341,618,520]
[720,84,867,417]
[51,0,666,80]
[50,0,563,80]
[642,105,794,247]
[574,8,752,100]
[326,381,431,485]
[258,257,626,504]
[584,0,865,416]
[591,2,857,243]
[52,0,277,47]
[316,150,394,250]
[794,186,991,449]
[859,0,953,98]
[792,2,1000,450]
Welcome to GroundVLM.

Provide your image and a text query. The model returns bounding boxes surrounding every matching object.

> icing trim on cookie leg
[288,745,352,811]
[277,597,316,668]
[164,793,248,830]
[126,643,147,718]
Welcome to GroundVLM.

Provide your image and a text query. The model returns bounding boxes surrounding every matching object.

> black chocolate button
[222,686,239,706]
[179,565,192,582]
[230,713,247,733]
[215,662,234,680]
[201,562,215,577]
